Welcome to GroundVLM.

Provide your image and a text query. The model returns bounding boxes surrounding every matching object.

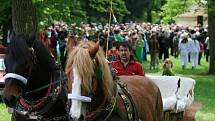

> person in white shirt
[179,36,190,70]
[189,34,200,69]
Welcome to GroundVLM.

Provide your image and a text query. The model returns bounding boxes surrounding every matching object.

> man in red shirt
[111,41,145,76]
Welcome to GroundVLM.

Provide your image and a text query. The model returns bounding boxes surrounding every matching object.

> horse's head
[65,40,114,120]
[3,33,37,107]
[66,40,100,94]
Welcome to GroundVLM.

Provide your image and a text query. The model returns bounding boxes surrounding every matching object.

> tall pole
[106,0,112,58]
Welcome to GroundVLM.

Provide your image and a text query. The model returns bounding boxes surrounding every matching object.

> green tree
[0,0,12,45]
[124,0,148,21]
[159,0,196,24]
[82,0,129,23]
[123,0,163,23]
[34,0,86,29]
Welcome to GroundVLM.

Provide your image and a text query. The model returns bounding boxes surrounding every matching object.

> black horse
[3,32,69,121]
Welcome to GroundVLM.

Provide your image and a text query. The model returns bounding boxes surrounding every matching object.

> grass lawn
[0,55,214,121]
[0,100,11,121]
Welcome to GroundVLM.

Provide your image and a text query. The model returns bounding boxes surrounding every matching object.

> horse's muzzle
[3,95,18,108]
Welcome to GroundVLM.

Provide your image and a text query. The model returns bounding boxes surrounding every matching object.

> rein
[25,76,67,96]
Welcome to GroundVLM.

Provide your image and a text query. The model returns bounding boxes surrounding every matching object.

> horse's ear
[89,40,100,58]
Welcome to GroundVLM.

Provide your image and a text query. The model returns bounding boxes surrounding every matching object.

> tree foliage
[124,0,150,21]
[0,0,11,25]
[0,0,208,28]
[83,0,129,23]
[33,0,86,29]
[159,0,197,24]
[0,0,12,45]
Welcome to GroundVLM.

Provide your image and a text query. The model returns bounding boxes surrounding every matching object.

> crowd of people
[37,21,210,76]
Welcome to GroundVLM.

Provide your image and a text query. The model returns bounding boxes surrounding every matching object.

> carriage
[147,75,196,121]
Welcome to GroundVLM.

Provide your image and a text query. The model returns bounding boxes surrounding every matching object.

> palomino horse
[3,33,69,121]
[65,40,163,121]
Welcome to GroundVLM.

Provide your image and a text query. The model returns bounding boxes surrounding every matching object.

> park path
[183,101,202,121]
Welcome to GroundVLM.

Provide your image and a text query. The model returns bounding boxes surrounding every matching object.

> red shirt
[111,60,145,76]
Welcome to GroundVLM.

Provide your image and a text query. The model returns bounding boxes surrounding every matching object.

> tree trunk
[208,0,215,74]
[12,0,37,34]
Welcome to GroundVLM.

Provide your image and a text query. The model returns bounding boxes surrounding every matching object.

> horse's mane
[66,41,114,97]
[8,33,32,64]
[8,33,57,72]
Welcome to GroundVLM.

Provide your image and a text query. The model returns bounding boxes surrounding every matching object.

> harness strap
[117,84,133,121]
[117,83,140,121]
